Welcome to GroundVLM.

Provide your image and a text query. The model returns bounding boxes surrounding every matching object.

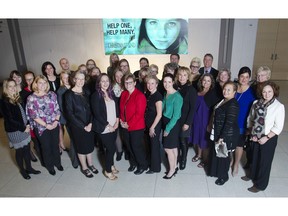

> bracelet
[55,119,59,122]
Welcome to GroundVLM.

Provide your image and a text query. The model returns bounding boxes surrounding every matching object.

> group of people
[0,53,285,193]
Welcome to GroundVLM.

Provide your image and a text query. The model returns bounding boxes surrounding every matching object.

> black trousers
[65,125,79,167]
[122,129,148,170]
[99,131,117,172]
[250,136,278,190]
[35,126,61,172]
[208,143,231,181]
[145,123,161,172]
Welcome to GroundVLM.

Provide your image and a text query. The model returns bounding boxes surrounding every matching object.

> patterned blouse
[26,91,60,136]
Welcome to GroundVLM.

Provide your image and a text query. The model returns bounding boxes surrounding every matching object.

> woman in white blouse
[243,81,285,193]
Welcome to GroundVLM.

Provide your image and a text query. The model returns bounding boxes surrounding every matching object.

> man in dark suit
[199,53,218,80]
[170,53,180,67]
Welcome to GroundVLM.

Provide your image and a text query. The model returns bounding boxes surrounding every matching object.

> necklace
[236,92,244,101]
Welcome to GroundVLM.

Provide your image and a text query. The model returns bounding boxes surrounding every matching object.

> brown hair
[261,81,280,98]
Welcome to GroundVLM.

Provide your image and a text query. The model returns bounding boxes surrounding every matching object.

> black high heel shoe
[163,168,178,179]
[165,167,179,175]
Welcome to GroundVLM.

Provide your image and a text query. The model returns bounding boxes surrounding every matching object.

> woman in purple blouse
[26,75,63,176]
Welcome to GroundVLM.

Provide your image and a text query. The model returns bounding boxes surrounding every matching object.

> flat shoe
[128,165,136,172]
[241,176,251,181]
[57,165,64,171]
[215,178,228,185]
[146,170,154,174]
[248,186,261,193]
[82,169,93,178]
[49,169,56,176]
[88,165,99,174]
[26,169,41,175]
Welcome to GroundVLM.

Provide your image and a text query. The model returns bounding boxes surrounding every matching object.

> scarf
[252,98,275,139]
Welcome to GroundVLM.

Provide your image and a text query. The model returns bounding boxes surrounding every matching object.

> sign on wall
[103,18,188,55]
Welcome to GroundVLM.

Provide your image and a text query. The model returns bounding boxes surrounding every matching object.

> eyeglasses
[190,65,200,69]
[124,81,134,85]
[120,65,128,67]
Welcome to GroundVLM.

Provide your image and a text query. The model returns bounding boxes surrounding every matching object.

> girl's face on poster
[145,19,181,50]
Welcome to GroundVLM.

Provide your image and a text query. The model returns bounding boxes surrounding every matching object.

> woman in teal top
[162,73,183,179]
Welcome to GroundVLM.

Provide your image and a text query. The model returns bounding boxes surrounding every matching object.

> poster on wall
[103,18,188,55]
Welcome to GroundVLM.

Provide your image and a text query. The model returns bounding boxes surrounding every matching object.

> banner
[103,18,188,55]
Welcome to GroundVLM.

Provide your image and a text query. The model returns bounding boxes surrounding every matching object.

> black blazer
[1,97,27,132]
[177,83,197,126]
[204,88,221,109]
[91,91,119,133]
[48,76,61,92]
[199,67,219,80]
[64,89,92,129]
[214,98,239,150]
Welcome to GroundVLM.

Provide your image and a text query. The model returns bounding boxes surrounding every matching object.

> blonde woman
[175,66,197,170]
[26,75,62,176]
[2,79,40,180]
[189,57,201,89]
[57,71,79,169]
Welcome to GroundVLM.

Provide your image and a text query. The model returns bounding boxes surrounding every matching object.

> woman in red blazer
[119,73,148,175]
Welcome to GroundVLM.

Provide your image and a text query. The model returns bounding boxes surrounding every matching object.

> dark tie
[205,70,208,74]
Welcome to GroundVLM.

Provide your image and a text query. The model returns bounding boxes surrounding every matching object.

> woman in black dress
[65,70,97,178]
[145,75,163,174]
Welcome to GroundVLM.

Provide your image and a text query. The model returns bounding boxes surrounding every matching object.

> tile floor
[1,81,287,214]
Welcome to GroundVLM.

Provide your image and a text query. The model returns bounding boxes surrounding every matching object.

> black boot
[116,151,123,161]
[179,138,188,170]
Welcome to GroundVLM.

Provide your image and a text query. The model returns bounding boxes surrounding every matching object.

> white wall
[230,19,258,80]
[0,19,257,82]
[0,19,17,80]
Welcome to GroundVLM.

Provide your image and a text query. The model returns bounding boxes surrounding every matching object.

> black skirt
[162,116,180,149]
[70,125,95,154]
